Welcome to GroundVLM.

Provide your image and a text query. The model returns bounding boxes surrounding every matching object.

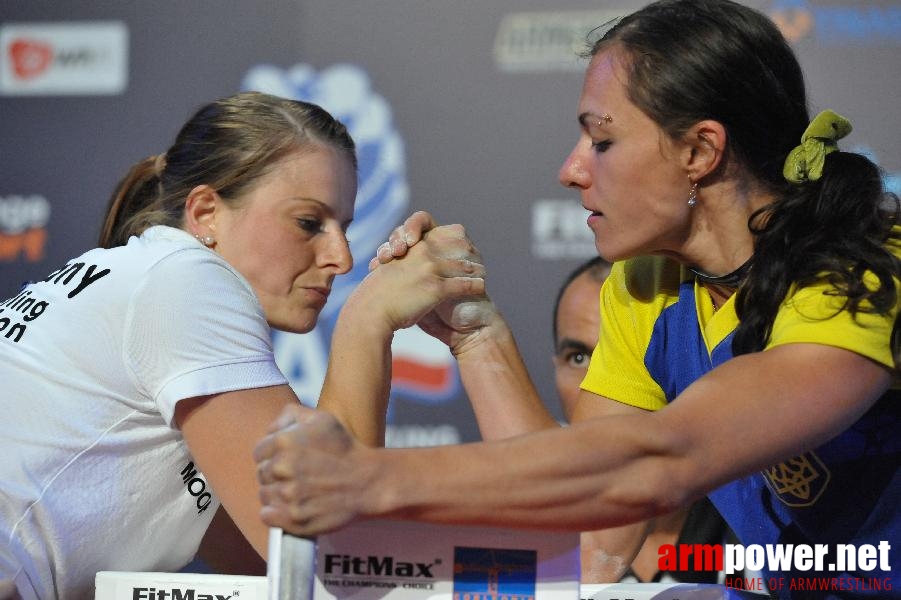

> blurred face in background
[553,270,605,422]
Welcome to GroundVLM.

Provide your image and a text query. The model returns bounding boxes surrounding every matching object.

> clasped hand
[253,212,497,537]
[351,214,486,335]
[367,211,500,353]
[254,405,369,536]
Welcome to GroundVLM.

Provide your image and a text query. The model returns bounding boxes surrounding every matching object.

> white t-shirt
[0,226,288,600]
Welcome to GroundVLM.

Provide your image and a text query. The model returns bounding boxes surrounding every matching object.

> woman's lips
[305,287,331,303]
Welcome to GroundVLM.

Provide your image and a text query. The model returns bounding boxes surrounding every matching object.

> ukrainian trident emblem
[762,451,831,507]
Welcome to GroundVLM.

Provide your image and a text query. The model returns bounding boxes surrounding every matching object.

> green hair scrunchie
[782,109,852,183]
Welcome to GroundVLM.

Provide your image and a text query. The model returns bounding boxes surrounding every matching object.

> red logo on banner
[389,327,459,398]
[9,39,54,80]
[392,355,455,395]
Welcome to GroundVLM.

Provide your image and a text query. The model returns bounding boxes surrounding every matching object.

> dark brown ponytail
[98,155,164,248]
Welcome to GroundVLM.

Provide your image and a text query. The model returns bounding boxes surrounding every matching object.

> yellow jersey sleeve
[580,257,682,411]
[769,271,901,369]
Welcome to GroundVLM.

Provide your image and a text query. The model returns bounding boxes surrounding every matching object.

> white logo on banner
[493,10,622,73]
[0,22,128,96]
[531,199,596,259]
[242,65,462,445]
[0,195,50,234]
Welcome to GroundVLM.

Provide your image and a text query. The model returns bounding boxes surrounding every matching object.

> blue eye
[592,140,612,153]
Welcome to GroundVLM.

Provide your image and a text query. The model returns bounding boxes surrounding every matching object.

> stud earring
[687,181,698,207]
[195,234,215,247]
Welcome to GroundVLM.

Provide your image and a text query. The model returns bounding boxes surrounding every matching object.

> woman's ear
[184,185,219,237]
[683,119,727,182]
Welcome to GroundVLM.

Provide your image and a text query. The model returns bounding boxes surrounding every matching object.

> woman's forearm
[362,412,682,530]
[455,318,559,439]
[317,292,393,446]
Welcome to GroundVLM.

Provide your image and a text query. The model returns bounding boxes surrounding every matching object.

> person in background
[255,1,900,597]
[553,256,745,585]
[552,257,612,424]
[0,91,484,600]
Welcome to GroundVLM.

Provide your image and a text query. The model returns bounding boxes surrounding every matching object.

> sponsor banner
[531,199,596,260]
[0,21,128,95]
[385,424,461,449]
[769,1,901,45]
[0,195,50,263]
[390,326,459,400]
[304,519,579,600]
[94,570,266,600]
[493,11,622,73]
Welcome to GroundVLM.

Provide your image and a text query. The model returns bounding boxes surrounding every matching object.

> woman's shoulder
[85,225,208,269]
[134,225,212,262]
[76,226,258,305]
[131,226,248,287]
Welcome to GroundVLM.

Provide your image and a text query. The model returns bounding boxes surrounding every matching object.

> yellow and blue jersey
[582,256,900,597]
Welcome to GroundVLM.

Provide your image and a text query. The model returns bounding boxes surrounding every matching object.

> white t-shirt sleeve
[123,248,288,426]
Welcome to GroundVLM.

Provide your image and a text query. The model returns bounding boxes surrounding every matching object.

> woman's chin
[269,312,319,335]
[594,240,619,263]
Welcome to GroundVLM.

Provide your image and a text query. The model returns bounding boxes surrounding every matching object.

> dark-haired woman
[255,2,900,597]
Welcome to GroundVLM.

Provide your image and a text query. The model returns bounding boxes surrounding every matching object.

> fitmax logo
[132,588,232,600]
[324,554,437,578]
